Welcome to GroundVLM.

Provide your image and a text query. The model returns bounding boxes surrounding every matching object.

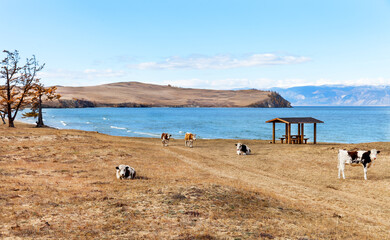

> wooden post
[297,124,301,144]
[298,123,301,135]
[288,123,291,144]
[272,122,275,144]
[301,123,304,143]
[314,123,317,144]
[285,123,288,144]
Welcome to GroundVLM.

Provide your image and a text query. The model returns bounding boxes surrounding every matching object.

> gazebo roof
[266,117,324,124]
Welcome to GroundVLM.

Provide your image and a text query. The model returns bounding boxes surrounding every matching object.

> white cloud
[131,53,311,70]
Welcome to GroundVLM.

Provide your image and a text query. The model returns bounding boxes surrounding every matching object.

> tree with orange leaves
[0,50,44,127]
[23,84,61,127]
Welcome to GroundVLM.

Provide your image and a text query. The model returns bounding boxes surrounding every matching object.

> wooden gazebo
[266,117,324,144]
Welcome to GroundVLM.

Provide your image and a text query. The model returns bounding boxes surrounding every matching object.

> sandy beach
[1,122,389,239]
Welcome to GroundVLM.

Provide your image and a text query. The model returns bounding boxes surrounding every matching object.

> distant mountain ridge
[270,85,390,106]
[43,81,291,108]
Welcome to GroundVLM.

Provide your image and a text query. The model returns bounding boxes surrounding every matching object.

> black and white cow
[338,149,380,180]
[161,133,172,146]
[235,143,251,155]
[116,165,136,180]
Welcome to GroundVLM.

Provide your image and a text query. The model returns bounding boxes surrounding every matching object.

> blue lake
[18,107,390,143]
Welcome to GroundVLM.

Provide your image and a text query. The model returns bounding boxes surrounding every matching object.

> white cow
[338,149,380,180]
[116,165,136,180]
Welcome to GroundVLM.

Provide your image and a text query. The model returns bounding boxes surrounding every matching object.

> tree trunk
[7,104,14,127]
[1,113,5,124]
[6,79,14,127]
[8,116,15,127]
[36,94,44,127]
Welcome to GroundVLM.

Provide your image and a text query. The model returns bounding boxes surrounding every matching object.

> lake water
[18,107,390,143]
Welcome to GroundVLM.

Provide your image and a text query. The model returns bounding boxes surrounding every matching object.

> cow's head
[370,149,380,160]
[235,143,242,150]
[116,165,129,179]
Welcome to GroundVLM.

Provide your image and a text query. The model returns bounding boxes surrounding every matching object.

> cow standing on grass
[116,165,136,180]
[184,133,196,148]
[161,133,172,146]
[338,149,380,180]
[235,143,251,155]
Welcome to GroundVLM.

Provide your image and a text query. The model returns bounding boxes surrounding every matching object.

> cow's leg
[364,166,368,180]
[338,163,345,179]
[189,140,193,148]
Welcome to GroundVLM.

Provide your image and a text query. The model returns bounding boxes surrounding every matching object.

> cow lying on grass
[185,133,196,148]
[338,149,380,180]
[235,143,251,155]
[116,165,136,180]
[161,133,172,146]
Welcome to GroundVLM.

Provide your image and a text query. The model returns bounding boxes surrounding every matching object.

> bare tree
[0,50,44,127]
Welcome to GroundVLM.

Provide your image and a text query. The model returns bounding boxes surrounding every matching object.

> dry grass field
[1,122,389,239]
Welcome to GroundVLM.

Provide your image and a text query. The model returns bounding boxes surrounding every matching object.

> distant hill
[271,85,390,106]
[44,82,291,108]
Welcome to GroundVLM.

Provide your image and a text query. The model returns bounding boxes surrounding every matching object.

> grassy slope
[1,122,389,239]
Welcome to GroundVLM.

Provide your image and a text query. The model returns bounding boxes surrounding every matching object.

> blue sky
[1,0,389,89]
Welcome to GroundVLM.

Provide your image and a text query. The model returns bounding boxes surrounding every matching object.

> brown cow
[161,133,172,146]
[184,133,196,148]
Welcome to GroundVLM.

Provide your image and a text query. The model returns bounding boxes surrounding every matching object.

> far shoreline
[9,120,390,145]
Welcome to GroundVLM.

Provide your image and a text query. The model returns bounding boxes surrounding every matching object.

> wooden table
[280,135,309,144]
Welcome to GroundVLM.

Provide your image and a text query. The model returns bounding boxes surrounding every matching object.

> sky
[1,0,390,89]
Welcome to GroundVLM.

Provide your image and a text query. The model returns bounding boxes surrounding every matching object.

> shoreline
[12,119,390,144]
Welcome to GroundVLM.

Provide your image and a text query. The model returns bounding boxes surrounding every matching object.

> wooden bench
[280,137,309,144]
[293,138,309,144]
